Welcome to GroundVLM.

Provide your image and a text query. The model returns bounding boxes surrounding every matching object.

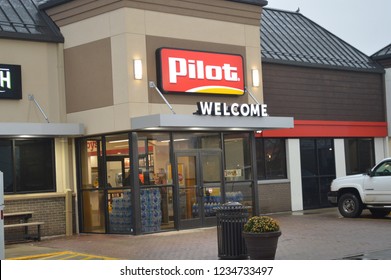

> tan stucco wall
[0,39,76,196]
[0,39,66,123]
[62,7,263,135]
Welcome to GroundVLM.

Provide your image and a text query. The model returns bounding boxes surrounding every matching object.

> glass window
[224,133,252,180]
[140,186,174,233]
[1,138,55,194]
[82,189,105,233]
[137,133,174,232]
[225,181,253,209]
[373,160,391,176]
[256,138,287,180]
[79,137,103,189]
[137,133,171,186]
[345,138,375,175]
[105,134,129,156]
[300,139,317,176]
[173,132,220,150]
[0,140,13,193]
[317,139,335,176]
[105,134,129,188]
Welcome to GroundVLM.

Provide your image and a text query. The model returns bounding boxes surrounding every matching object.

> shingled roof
[261,8,383,73]
[0,0,63,42]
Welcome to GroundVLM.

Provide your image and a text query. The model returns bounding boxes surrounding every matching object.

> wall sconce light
[252,68,260,87]
[133,59,143,80]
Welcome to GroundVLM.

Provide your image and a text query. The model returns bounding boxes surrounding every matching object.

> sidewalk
[4,208,391,260]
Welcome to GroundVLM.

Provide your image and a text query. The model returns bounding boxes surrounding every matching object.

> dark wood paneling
[262,63,386,122]
[374,58,391,68]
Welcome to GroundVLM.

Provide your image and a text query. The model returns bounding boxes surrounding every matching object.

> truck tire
[369,209,391,218]
[338,193,363,218]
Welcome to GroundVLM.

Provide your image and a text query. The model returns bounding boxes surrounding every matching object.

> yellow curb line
[7,251,117,260]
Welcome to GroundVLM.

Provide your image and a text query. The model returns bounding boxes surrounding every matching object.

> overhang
[0,123,84,137]
[131,114,293,131]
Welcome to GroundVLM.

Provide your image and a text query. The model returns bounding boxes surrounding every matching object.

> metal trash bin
[216,202,249,259]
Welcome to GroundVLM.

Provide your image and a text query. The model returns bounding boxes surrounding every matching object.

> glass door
[300,139,336,209]
[176,151,223,228]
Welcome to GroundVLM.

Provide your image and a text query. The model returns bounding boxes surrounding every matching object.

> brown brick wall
[4,195,70,239]
[257,181,291,213]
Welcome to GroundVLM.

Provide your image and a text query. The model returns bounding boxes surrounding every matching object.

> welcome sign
[0,64,22,100]
[195,101,268,117]
[156,48,245,95]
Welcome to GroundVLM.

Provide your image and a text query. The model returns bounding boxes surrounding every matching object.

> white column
[374,137,387,164]
[334,139,346,178]
[287,139,303,211]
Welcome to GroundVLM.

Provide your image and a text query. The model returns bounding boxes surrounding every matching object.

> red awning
[257,120,388,138]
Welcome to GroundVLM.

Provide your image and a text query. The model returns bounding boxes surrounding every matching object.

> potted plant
[242,216,281,260]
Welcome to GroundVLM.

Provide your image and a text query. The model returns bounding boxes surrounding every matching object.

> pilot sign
[156,48,245,95]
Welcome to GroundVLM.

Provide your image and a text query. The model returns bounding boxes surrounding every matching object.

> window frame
[1,138,56,194]
[256,138,287,180]
[345,138,375,175]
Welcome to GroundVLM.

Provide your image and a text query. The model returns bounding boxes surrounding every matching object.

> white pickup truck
[328,158,391,218]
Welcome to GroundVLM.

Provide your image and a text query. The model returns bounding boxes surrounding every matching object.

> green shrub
[243,216,280,233]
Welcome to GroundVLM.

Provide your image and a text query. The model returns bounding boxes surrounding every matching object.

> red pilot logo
[157,48,245,95]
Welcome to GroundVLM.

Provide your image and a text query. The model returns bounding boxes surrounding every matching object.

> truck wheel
[338,193,363,218]
[369,209,391,218]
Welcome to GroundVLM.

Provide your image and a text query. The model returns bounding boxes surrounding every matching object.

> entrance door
[300,139,336,209]
[176,151,223,228]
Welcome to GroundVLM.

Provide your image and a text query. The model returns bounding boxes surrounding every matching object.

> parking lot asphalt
[4,207,391,260]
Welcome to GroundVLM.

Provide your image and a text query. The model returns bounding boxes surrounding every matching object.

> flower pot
[242,231,281,260]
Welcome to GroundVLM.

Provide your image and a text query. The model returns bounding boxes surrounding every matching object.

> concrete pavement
[4,207,391,260]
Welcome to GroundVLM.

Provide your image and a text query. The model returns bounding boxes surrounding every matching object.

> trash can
[216,202,249,259]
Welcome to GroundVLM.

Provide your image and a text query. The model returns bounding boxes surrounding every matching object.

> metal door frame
[174,150,223,229]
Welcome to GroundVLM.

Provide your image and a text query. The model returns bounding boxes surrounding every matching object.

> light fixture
[108,139,129,144]
[251,68,260,87]
[133,59,143,80]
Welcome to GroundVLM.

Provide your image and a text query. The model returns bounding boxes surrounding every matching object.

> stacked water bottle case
[140,188,162,233]
[109,190,133,233]
[192,191,244,218]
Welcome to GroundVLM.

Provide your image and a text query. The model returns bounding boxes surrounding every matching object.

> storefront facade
[77,132,251,234]
[39,0,296,234]
[2,1,387,238]
[0,1,84,239]
[372,44,391,155]
[259,8,388,211]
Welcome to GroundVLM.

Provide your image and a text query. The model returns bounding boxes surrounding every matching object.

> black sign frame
[0,64,22,100]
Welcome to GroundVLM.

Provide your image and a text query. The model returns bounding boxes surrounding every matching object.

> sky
[266,0,391,56]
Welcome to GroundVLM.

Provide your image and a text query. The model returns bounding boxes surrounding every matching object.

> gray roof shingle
[0,0,63,42]
[261,8,383,73]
